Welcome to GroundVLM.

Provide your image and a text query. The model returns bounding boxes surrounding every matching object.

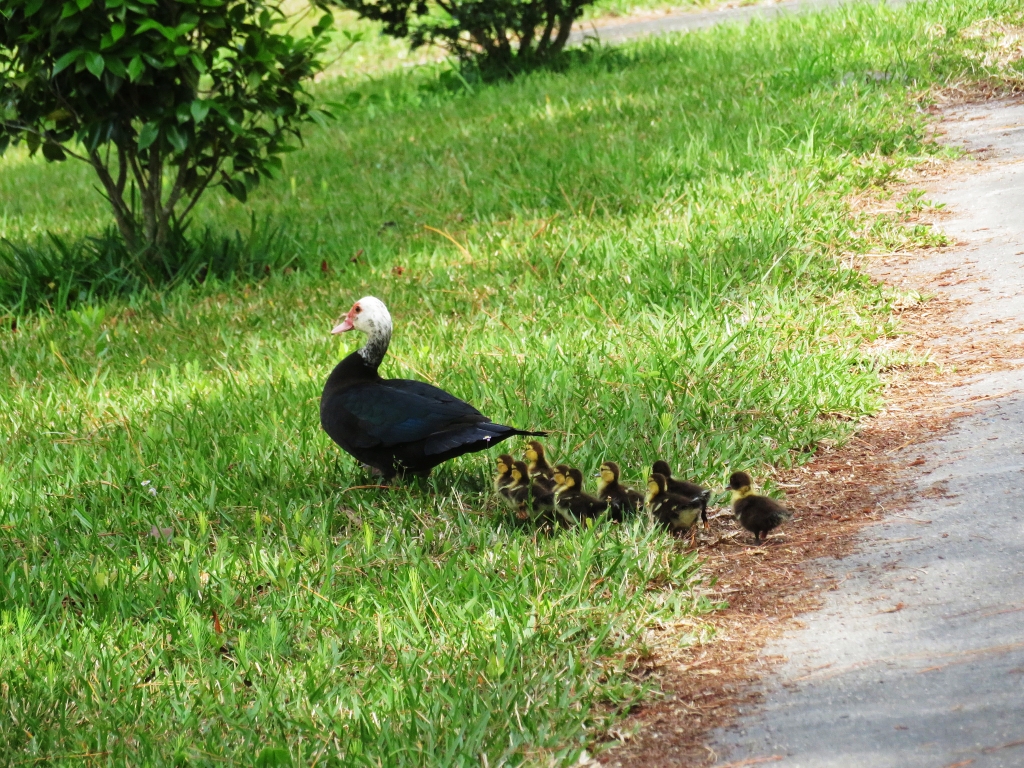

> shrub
[333,0,595,74]
[0,0,333,255]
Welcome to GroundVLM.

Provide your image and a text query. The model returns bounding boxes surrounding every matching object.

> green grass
[1,0,1018,764]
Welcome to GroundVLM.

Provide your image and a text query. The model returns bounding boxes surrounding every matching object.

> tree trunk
[551,9,576,55]
[141,150,162,252]
[89,149,141,253]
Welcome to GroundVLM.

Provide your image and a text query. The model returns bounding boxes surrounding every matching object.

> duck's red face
[332,301,362,334]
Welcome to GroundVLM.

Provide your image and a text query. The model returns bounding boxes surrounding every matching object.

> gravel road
[706,100,1024,768]
[569,0,904,45]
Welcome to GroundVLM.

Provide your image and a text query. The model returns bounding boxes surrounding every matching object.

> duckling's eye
[354,305,362,313]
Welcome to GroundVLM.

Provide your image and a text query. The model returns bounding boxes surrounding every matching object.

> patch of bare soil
[597,98,1024,767]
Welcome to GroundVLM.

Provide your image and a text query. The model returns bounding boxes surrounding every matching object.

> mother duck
[321,296,545,479]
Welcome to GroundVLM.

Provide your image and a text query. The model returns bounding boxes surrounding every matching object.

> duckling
[550,464,571,490]
[729,471,792,544]
[652,459,712,528]
[525,440,556,491]
[646,473,705,536]
[500,461,554,520]
[498,460,532,517]
[554,467,608,523]
[596,461,644,521]
[494,454,515,493]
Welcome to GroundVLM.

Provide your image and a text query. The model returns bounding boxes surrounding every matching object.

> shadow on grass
[0,215,301,313]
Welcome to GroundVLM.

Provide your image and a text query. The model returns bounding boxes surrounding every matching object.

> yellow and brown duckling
[647,473,705,535]
[498,460,531,515]
[494,454,516,493]
[596,461,644,521]
[525,440,556,491]
[729,471,792,544]
[652,459,712,528]
[500,460,554,520]
[554,467,608,523]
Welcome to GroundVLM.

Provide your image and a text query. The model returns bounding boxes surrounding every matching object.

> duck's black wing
[330,379,484,447]
[322,377,543,475]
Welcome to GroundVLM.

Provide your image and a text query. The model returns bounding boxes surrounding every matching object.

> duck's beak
[332,317,354,334]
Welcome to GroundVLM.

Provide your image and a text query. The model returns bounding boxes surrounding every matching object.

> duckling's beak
[592,471,601,478]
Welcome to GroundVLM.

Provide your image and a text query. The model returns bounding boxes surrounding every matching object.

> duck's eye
[354,305,362,313]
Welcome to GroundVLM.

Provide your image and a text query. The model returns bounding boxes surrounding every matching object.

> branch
[161,146,193,219]
[175,150,222,223]
[87,147,139,250]
[0,121,92,163]
[536,11,557,54]
[551,3,578,52]
[126,148,147,195]
[115,142,127,197]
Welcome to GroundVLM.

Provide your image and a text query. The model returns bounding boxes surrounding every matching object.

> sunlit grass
[0,0,1014,763]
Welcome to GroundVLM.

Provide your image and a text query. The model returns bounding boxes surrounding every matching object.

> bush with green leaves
[0,0,333,255]
[333,0,593,73]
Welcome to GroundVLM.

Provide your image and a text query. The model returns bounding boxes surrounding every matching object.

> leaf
[51,50,81,77]
[166,124,187,153]
[313,13,334,36]
[75,0,92,9]
[110,22,126,42]
[137,122,158,150]
[228,178,247,203]
[171,22,198,39]
[104,56,126,78]
[42,142,67,162]
[84,51,105,78]
[135,19,169,36]
[127,55,144,82]
[190,99,209,123]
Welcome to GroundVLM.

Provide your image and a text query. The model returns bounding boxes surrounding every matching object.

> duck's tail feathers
[511,429,547,437]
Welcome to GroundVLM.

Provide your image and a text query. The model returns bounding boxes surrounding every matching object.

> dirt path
[701,99,1024,767]
[570,0,905,45]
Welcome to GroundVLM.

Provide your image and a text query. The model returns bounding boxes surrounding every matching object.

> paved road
[569,0,903,45]
[707,102,1024,768]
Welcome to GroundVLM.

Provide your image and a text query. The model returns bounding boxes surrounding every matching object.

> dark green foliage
[331,0,594,74]
[0,0,332,252]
